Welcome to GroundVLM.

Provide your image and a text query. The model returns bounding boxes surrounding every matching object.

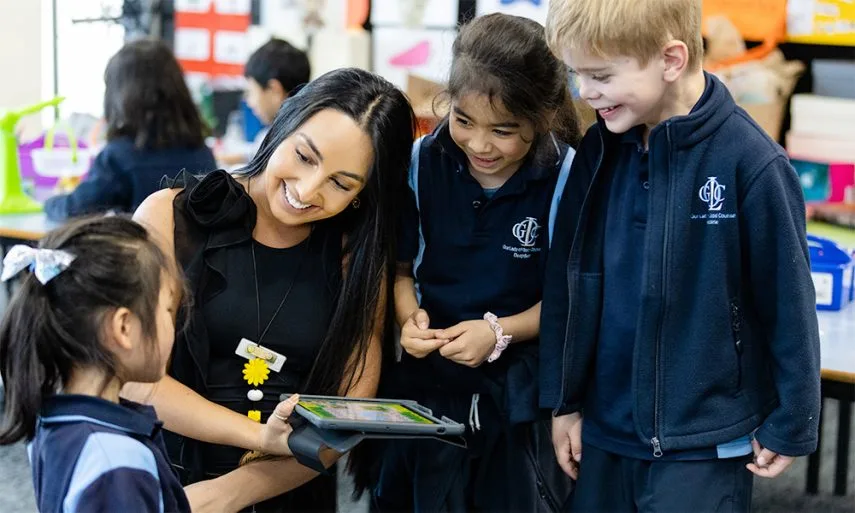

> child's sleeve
[397,138,425,264]
[539,152,584,412]
[43,146,132,221]
[741,155,821,457]
[64,432,165,513]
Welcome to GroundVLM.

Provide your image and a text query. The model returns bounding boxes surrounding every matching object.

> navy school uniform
[374,121,575,512]
[571,123,754,512]
[28,395,189,513]
[586,120,753,462]
[541,73,820,511]
[43,136,216,221]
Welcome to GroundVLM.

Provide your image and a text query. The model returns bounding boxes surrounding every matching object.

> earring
[352,198,361,209]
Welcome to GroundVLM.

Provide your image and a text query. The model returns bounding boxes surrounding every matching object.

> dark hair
[244,38,311,95]
[237,68,415,398]
[104,38,208,150]
[0,216,178,444]
[444,13,582,152]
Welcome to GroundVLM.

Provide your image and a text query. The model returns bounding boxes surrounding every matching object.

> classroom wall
[0,0,43,139]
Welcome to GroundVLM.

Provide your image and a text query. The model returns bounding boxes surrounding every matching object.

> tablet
[286,395,465,436]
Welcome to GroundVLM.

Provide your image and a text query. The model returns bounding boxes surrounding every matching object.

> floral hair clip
[0,245,76,285]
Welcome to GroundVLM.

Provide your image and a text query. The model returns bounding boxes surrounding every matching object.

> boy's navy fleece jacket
[540,73,821,457]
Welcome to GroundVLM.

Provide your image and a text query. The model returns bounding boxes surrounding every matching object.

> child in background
[0,217,298,513]
[218,38,311,166]
[373,13,580,512]
[541,0,821,511]
[44,39,215,221]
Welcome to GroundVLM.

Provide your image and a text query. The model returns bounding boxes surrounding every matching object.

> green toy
[0,97,65,214]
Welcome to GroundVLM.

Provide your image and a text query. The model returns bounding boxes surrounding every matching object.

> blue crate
[808,234,854,311]
[850,248,855,303]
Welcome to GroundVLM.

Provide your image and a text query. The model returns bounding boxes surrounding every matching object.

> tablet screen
[298,398,437,425]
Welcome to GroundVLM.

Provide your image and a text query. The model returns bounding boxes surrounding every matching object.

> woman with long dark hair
[124,67,416,512]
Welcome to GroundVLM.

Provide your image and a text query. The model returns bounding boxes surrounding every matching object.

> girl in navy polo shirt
[374,13,581,512]
[0,217,297,513]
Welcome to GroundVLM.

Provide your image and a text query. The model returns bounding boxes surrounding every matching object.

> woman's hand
[184,478,236,513]
[256,394,299,456]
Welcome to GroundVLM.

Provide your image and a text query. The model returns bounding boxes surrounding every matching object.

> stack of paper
[787,94,855,164]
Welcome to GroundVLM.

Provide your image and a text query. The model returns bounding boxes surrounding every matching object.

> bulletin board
[370,0,459,91]
[173,0,252,83]
[702,0,855,46]
[372,27,457,90]
[371,0,459,29]
[787,0,855,46]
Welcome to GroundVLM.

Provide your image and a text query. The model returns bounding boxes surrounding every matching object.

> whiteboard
[372,27,456,90]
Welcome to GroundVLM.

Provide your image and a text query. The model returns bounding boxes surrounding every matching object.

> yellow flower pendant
[243,358,270,387]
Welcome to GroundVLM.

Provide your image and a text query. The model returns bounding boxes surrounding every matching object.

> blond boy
[539,1,821,510]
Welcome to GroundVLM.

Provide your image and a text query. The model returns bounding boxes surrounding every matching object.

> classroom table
[808,220,855,248]
[807,304,855,497]
[0,212,60,296]
[0,187,61,242]
[0,212,58,242]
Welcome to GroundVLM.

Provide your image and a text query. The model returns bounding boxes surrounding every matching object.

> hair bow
[0,245,76,285]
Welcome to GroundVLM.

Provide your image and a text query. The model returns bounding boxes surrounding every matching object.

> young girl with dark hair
[0,216,300,513]
[373,13,580,512]
[44,39,215,221]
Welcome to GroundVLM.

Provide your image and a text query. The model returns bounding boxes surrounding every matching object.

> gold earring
[352,198,361,209]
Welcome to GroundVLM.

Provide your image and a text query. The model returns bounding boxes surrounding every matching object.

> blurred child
[44,39,215,221]
[218,38,311,166]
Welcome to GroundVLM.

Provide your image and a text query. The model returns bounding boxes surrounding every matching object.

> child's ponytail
[0,216,178,444]
[0,277,63,443]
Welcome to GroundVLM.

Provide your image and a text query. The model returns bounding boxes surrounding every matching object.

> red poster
[174,0,251,78]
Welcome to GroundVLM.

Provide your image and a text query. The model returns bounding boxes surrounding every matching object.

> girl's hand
[746,438,795,478]
[400,309,448,358]
[436,320,496,367]
[257,394,299,456]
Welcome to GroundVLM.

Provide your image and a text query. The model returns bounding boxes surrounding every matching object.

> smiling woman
[247,109,374,230]
[124,67,416,513]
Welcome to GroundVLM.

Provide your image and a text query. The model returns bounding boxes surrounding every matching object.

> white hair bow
[0,245,76,285]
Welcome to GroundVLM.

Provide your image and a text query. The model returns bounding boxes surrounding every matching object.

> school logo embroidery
[698,176,726,211]
[512,217,540,247]
[503,217,543,259]
[691,176,736,225]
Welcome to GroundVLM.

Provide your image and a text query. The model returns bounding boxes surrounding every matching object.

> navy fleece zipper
[556,129,606,415]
